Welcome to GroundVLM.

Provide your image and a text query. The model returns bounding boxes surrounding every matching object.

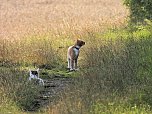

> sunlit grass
[1,0,152,114]
[1,24,152,113]
[0,0,128,40]
[46,24,152,114]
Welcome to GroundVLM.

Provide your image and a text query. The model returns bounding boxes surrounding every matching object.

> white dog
[29,68,44,86]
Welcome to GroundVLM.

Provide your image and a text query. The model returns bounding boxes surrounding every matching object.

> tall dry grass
[0,0,135,113]
[0,36,62,68]
[0,0,128,67]
[47,24,152,114]
[1,0,128,40]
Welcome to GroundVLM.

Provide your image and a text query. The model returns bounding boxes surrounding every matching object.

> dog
[67,39,85,71]
[29,68,44,85]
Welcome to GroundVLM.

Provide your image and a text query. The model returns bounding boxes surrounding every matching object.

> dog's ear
[82,41,85,45]
[77,38,81,41]
[76,39,78,42]
[76,39,81,44]
[36,68,39,72]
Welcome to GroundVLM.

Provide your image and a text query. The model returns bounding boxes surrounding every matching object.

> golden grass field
[1,0,128,39]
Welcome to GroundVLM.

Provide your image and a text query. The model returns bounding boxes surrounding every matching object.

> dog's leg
[29,73,34,80]
[75,59,78,70]
[70,59,74,71]
[75,59,79,71]
[29,71,32,80]
[29,76,32,81]
[68,58,71,69]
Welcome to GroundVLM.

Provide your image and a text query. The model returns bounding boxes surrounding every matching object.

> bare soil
[28,75,73,111]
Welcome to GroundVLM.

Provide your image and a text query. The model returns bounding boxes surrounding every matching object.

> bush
[124,0,152,23]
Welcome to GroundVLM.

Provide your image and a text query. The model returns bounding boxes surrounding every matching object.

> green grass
[90,103,151,114]
[47,22,152,114]
[1,21,152,114]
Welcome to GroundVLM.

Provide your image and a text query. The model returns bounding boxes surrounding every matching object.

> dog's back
[67,46,79,60]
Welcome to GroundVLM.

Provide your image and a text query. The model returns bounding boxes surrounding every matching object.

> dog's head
[29,68,39,76]
[76,39,85,47]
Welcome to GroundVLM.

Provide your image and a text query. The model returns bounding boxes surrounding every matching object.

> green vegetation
[0,67,44,113]
[47,21,152,114]
[124,0,152,23]
[1,21,152,114]
[1,0,152,114]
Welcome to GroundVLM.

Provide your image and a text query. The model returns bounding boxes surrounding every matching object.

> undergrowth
[1,21,152,114]
[47,21,152,114]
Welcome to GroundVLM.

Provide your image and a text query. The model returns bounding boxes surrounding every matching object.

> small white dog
[67,39,85,71]
[29,68,44,86]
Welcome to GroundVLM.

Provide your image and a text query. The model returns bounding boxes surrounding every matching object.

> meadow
[1,0,127,39]
[1,0,152,114]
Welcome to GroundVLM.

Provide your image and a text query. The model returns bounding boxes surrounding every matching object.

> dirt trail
[28,75,73,111]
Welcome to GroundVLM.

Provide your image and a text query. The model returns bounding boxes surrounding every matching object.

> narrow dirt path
[27,75,73,112]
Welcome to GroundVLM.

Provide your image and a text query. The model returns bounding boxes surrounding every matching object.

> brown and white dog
[67,39,85,71]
